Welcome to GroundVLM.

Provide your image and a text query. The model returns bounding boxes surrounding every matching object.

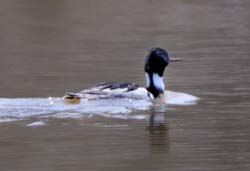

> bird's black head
[144,48,169,77]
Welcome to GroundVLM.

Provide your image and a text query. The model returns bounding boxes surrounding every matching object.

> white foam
[0,90,198,123]
[165,90,199,105]
[96,113,147,120]
[26,121,46,127]
[0,118,19,123]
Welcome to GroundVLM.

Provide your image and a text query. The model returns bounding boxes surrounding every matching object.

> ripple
[0,91,198,123]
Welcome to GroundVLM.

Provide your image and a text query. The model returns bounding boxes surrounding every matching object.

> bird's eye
[145,65,150,70]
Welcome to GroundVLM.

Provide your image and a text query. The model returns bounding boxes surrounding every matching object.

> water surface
[0,0,250,171]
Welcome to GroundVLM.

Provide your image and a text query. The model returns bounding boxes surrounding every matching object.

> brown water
[1,0,250,170]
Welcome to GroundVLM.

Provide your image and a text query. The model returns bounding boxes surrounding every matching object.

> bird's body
[63,48,182,104]
[65,82,148,103]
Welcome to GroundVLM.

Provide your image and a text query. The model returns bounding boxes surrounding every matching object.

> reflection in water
[147,102,169,153]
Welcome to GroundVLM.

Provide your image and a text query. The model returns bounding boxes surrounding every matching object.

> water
[0,0,250,171]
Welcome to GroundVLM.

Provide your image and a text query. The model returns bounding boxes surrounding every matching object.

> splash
[165,90,199,105]
[0,90,198,123]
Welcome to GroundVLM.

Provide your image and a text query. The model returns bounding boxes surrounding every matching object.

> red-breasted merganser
[63,48,182,104]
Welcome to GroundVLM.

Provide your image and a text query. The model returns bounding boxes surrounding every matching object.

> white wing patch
[76,82,149,100]
[102,88,128,93]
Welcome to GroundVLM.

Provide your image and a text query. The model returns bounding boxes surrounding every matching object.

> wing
[74,82,147,100]
[90,82,140,92]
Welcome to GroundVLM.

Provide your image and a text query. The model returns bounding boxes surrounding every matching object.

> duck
[63,48,182,104]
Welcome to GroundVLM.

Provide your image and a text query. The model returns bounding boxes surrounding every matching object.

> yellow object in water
[63,93,81,104]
